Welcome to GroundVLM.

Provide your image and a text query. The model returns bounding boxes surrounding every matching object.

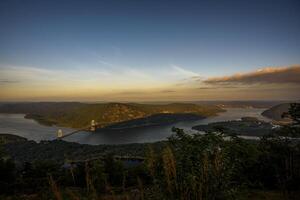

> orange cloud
[205,65,300,85]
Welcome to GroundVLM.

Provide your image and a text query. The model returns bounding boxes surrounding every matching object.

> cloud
[0,65,111,83]
[97,59,115,67]
[160,90,176,93]
[171,65,200,77]
[197,86,240,90]
[204,65,300,85]
[0,80,20,84]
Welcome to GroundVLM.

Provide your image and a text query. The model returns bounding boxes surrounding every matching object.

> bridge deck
[58,126,91,139]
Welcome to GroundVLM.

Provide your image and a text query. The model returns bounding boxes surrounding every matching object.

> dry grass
[162,146,177,196]
[48,175,62,200]
[145,145,156,178]
[85,162,98,199]
[137,177,144,200]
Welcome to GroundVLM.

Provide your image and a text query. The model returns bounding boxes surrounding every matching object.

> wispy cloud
[0,79,20,84]
[171,65,200,77]
[160,90,176,93]
[197,86,240,90]
[0,65,111,83]
[97,59,115,67]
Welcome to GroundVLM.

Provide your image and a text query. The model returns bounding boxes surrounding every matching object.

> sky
[0,0,300,101]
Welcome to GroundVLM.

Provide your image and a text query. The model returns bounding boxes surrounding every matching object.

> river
[0,108,270,145]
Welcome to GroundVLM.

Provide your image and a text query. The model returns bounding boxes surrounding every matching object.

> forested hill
[0,102,224,128]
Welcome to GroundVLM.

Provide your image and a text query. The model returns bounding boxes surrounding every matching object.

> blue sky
[0,0,300,101]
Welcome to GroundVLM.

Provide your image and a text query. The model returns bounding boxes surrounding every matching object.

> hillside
[1,134,162,164]
[261,103,294,121]
[0,134,27,144]
[0,102,224,128]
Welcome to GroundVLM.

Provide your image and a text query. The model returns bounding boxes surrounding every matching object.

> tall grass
[145,131,230,200]
[137,177,144,200]
[66,189,81,200]
[161,145,178,199]
[145,145,156,178]
[48,175,62,200]
[85,161,98,199]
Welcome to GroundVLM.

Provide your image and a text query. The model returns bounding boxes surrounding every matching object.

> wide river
[0,108,270,145]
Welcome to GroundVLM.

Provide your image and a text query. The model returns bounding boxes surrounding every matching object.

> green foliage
[152,128,238,199]
[288,103,300,125]
[256,135,300,192]
[145,126,300,200]
[20,161,61,193]
[103,154,125,187]
[0,157,15,194]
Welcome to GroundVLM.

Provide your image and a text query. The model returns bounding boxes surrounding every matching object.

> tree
[289,103,300,125]
[278,103,300,138]
[0,146,16,195]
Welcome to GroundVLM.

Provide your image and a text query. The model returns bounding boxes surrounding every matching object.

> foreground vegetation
[0,103,299,199]
[0,102,224,128]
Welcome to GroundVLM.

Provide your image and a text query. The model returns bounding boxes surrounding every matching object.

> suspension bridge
[56,120,98,139]
[56,120,146,163]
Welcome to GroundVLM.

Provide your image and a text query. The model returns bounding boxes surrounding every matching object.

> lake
[0,108,270,145]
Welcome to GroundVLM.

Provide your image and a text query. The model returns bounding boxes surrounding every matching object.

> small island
[192,117,275,136]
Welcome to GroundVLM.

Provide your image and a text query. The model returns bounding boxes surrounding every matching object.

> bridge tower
[57,129,63,138]
[90,120,96,131]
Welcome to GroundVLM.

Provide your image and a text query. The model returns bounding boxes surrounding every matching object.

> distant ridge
[0,102,224,129]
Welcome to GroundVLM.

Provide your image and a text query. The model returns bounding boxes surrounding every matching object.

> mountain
[0,102,224,128]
